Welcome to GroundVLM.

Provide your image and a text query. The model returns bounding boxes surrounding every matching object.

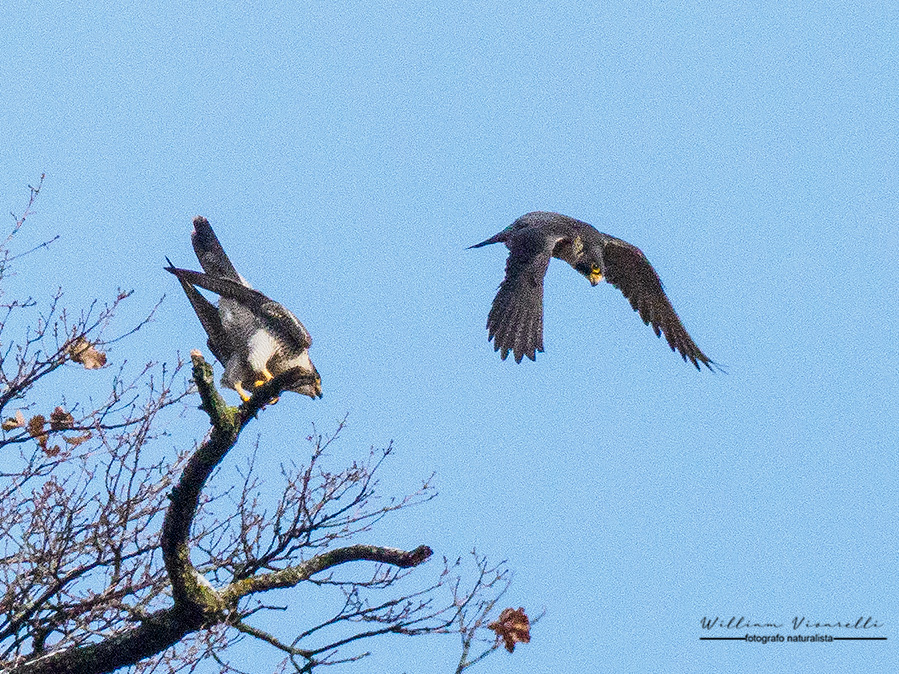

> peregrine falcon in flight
[166,216,322,400]
[470,211,715,370]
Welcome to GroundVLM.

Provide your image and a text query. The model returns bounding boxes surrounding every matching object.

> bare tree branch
[1,180,526,674]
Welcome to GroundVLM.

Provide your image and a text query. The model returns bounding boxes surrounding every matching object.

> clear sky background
[2,1,897,672]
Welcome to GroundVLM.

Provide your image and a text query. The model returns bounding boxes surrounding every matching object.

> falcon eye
[591,264,601,274]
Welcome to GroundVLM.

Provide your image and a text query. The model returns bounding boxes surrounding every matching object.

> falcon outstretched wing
[487,229,565,363]
[166,258,233,366]
[164,266,312,351]
[601,237,714,370]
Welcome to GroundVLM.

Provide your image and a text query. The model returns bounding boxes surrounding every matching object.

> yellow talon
[235,381,252,402]
[253,367,275,388]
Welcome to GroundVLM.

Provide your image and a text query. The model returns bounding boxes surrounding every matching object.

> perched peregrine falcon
[166,216,322,400]
[470,211,715,370]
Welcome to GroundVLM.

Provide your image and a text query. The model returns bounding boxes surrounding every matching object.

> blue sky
[2,1,897,672]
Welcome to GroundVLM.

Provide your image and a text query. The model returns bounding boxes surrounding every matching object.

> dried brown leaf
[2,410,26,430]
[66,336,107,369]
[488,607,531,653]
[27,415,46,439]
[64,432,92,447]
[27,414,49,451]
[42,444,62,457]
[50,406,75,430]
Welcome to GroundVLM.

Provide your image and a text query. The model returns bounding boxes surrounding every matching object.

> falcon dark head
[573,252,605,287]
[470,211,716,369]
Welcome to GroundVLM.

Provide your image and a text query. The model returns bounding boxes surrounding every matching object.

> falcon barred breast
[166,216,322,401]
[470,211,716,370]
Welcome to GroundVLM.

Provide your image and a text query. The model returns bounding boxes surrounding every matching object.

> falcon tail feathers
[468,232,507,249]
[191,216,243,283]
